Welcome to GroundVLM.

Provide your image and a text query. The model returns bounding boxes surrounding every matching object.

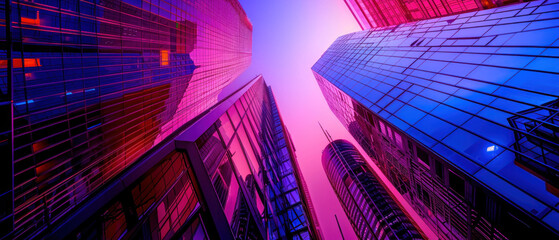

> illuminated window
[21,11,40,25]
[0,58,41,68]
[160,50,169,66]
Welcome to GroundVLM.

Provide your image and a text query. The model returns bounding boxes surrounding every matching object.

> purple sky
[234,1,362,239]
[226,2,440,239]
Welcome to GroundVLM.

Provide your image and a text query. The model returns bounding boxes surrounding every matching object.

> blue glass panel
[387,88,404,98]
[409,85,425,94]
[498,157,559,208]
[467,66,518,84]
[407,126,438,147]
[525,57,559,73]
[505,27,559,46]
[443,128,501,165]
[505,70,559,96]
[440,62,477,77]
[415,115,455,140]
[483,54,534,68]
[456,79,499,94]
[429,52,458,61]
[454,53,490,64]
[444,96,484,114]
[431,74,462,85]
[432,143,481,174]
[385,100,404,113]
[409,96,438,112]
[377,95,394,108]
[477,107,512,125]
[543,211,559,232]
[365,89,384,104]
[395,105,425,125]
[453,26,491,38]
[426,83,456,99]
[462,117,515,147]
[418,60,448,72]
[431,104,472,125]
[387,115,411,132]
[485,22,530,35]
[493,87,554,106]
[474,169,547,215]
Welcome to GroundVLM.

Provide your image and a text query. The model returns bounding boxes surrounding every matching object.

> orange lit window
[0,58,41,68]
[21,11,40,25]
[32,140,48,153]
[160,50,169,66]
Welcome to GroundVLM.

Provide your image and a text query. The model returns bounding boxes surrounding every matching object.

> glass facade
[265,88,323,240]
[1,0,251,238]
[322,139,423,239]
[314,1,559,239]
[41,75,321,240]
[344,0,528,29]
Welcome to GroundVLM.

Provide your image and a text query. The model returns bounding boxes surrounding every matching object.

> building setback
[314,0,559,239]
[344,0,529,29]
[323,139,424,239]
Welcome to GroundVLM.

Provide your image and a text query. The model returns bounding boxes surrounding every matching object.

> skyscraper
[1,0,251,238]
[38,75,321,240]
[314,0,559,239]
[322,139,423,239]
[344,0,528,29]
[266,86,324,240]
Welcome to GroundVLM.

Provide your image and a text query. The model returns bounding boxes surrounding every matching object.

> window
[394,131,403,149]
[449,170,465,197]
[435,160,443,179]
[416,184,431,207]
[416,147,429,166]
[475,188,488,218]
[103,202,127,240]
[379,120,387,136]
[160,50,169,66]
[21,11,40,25]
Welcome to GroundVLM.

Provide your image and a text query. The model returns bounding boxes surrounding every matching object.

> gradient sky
[234,1,362,239]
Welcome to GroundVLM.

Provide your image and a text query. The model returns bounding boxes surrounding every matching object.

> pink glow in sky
[234,1,361,239]
[231,1,434,239]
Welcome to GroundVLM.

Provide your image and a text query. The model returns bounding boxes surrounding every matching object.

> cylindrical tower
[322,139,423,240]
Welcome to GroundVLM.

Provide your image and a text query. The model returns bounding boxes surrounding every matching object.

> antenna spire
[335,214,345,240]
[318,122,333,142]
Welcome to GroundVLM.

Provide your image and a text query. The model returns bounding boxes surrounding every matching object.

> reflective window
[449,170,465,197]
[228,135,252,181]
[237,124,262,185]
[218,115,235,146]
[416,147,430,167]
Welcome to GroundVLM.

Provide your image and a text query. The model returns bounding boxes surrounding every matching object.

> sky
[234,1,362,239]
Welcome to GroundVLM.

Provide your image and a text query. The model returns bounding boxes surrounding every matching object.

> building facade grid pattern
[344,0,527,29]
[314,0,559,238]
[0,0,251,238]
[322,139,423,239]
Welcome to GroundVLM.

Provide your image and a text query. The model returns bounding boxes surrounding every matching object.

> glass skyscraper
[1,0,253,238]
[314,0,559,239]
[344,0,528,29]
[38,75,321,240]
[322,139,423,239]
